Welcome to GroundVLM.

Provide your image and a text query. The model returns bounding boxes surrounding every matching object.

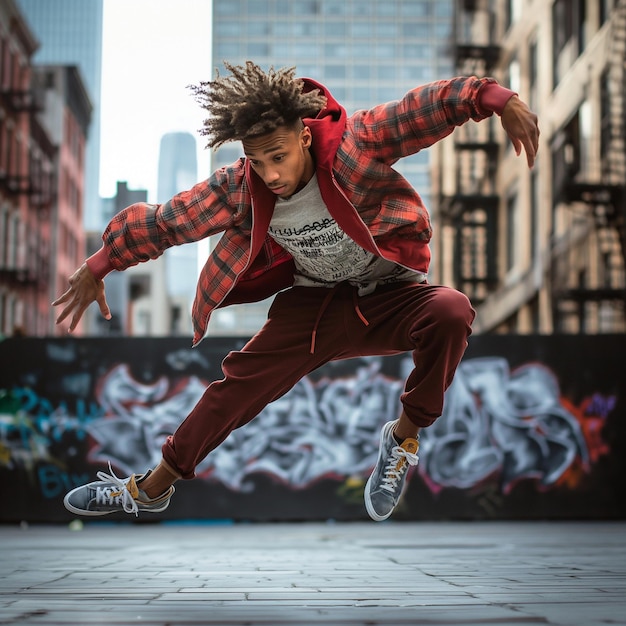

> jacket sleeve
[87,162,249,279]
[348,76,514,164]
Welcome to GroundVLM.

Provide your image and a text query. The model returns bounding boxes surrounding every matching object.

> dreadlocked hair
[189,61,327,149]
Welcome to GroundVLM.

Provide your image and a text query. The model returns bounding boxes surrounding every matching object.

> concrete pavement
[0,520,625,626]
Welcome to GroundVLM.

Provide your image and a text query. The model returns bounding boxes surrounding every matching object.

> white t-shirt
[268,174,426,295]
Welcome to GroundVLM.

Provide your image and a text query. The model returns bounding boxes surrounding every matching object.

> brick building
[0,0,90,336]
[431,0,626,334]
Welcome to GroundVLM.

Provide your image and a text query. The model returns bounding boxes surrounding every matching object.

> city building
[89,181,185,337]
[36,65,92,335]
[0,0,49,336]
[17,0,104,231]
[0,0,89,337]
[208,0,454,336]
[431,0,626,335]
[157,131,198,335]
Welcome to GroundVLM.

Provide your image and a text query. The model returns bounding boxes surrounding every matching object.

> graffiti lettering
[584,393,617,419]
[38,465,89,499]
[6,388,103,442]
[80,355,611,496]
[1,351,615,502]
[419,358,599,494]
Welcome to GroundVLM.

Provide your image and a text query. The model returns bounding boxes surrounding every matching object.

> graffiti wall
[0,335,624,522]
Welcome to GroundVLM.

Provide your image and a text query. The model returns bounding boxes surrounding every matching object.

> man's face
[243,125,314,199]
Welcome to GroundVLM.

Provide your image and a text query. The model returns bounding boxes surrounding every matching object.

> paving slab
[0,521,624,625]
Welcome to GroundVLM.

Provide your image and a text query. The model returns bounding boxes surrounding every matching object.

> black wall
[0,335,624,522]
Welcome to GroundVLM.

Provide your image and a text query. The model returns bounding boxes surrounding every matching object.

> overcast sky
[99,0,213,203]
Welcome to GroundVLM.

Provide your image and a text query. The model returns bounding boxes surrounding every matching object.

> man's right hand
[52,263,111,332]
[500,95,540,168]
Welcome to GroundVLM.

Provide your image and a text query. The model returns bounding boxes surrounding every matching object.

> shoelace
[94,463,139,516]
[380,446,419,493]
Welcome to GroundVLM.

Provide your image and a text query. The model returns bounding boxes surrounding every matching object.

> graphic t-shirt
[268,174,426,294]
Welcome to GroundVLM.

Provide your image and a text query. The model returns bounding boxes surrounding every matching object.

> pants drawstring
[352,288,370,328]
[310,283,370,354]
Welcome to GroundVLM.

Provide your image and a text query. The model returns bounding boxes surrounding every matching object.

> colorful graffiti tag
[419,357,611,493]
[0,336,623,521]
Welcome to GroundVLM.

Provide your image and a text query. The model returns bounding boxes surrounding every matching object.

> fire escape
[438,0,501,304]
[552,0,626,332]
[0,73,54,289]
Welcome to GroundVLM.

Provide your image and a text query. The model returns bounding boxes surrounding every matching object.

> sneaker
[63,463,175,517]
[364,421,419,521]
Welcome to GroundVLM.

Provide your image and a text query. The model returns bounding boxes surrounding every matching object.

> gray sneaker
[63,464,174,517]
[364,421,419,521]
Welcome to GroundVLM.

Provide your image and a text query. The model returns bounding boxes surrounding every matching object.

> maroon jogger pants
[162,282,475,479]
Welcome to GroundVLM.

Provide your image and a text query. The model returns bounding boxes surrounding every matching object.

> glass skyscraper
[17,0,103,231]
[209,0,453,335]
[157,132,199,306]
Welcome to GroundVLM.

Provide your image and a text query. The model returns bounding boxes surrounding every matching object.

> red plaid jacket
[88,76,513,345]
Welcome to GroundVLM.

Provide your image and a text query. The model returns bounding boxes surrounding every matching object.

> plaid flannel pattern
[98,76,495,345]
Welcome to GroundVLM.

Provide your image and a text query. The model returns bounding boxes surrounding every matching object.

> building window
[0,290,5,335]
[350,23,372,38]
[375,43,395,58]
[323,0,346,15]
[216,42,240,59]
[600,69,611,168]
[0,120,5,174]
[247,43,269,57]
[579,100,592,177]
[508,56,521,94]
[374,3,396,16]
[376,65,396,80]
[600,0,616,24]
[552,0,585,87]
[273,43,290,59]
[330,86,346,101]
[293,43,315,58]
[506,0,523,29]
[376,22,398,37]
[506,191,519,273]
[136,311,152,335]
[400,1,429,17]
[215,2,241,14]
[324,65,346,79]
[401,23,430,38]
[530,169,539,262]
[291,22,318,36]
[219,21,241,36]
[247,0,269,14]
[246,21,271,36]
[0,208,7,267]
[353,65,371,80]
[293,0,319,15]
[528,34,538,111]
[551,112,581,201]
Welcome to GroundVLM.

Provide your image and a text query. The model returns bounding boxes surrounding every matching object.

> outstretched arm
[52,263,111,332]
[500,95,540,168]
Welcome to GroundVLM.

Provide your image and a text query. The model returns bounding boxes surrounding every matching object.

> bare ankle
[139,462,178,499]
[393,413,420,442]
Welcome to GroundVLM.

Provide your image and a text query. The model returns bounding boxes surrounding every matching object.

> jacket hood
[300,78,347,169]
